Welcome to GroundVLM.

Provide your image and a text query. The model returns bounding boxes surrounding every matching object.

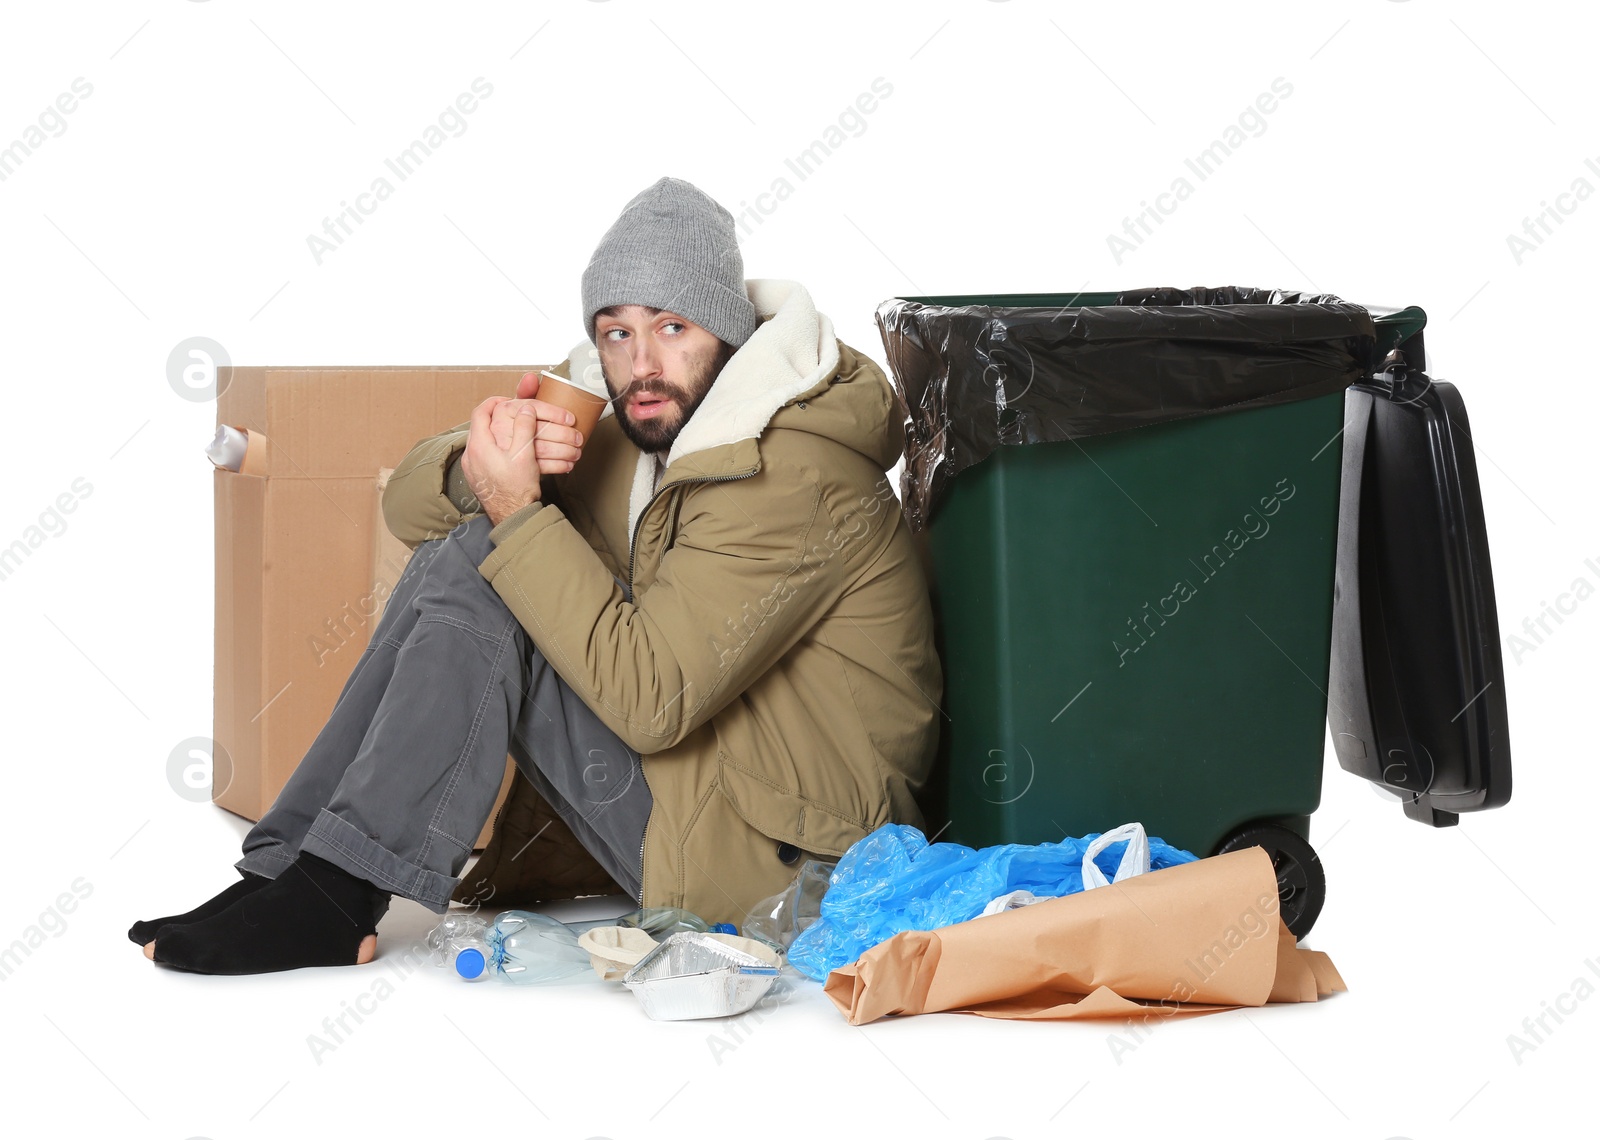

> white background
[0,2,1595,1137]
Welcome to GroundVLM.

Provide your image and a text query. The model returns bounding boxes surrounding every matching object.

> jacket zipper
[626,463,759,908]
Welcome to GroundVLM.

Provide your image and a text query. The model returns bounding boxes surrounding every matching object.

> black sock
[128,870,271,945]
[149,853,392,975]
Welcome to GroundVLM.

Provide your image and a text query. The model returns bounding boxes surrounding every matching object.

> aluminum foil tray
[622,932,781,1021]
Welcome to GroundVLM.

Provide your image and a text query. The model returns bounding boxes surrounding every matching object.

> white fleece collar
[660,278,838,467]
[563,278,839,554]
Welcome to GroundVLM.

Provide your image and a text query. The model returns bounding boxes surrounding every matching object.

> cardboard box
[213,366,543,846]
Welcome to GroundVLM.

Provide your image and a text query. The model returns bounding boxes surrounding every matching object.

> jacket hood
[560,278,900,473]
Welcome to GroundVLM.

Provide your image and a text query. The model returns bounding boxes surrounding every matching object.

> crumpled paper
[823,846,1344,1024]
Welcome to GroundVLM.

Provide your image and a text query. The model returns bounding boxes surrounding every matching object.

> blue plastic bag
[786,822,1198,980]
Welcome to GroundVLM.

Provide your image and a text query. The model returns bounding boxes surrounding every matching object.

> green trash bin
[876,286,1392,936]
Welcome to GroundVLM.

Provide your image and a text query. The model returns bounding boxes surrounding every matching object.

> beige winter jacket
[380,279,941,925]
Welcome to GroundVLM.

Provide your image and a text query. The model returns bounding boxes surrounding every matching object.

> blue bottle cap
[455,947,486,979]
[708,922,737,935]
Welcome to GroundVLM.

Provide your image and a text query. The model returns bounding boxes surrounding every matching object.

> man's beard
[603,339,737,454]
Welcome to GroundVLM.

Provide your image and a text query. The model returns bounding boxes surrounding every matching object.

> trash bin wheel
[1212,823,1326,939]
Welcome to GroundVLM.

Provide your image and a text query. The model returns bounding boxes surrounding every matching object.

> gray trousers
[237,514,651,912]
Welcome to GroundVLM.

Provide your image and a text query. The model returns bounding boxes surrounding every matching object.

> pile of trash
[426,821,1345,1024]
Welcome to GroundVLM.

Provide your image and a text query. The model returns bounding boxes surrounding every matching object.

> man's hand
[460,373,586,525]
[489,372,578,448]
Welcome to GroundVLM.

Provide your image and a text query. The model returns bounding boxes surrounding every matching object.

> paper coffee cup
[535,372,609,444]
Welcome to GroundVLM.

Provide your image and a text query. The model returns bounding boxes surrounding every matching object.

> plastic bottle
[452,910,596,984]
[613,907,737,938]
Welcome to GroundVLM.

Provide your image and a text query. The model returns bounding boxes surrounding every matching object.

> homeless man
[131,176,942,974]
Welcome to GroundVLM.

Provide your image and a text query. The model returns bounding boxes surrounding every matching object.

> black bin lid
[1327,324,1513,825]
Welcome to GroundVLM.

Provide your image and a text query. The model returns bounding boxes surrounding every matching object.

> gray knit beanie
[581,176,758,349]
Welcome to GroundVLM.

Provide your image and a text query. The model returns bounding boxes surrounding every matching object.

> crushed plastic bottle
[613,907,736,939]
[450,910,597,985]
[742,859,834,953]
[426,913,489,967]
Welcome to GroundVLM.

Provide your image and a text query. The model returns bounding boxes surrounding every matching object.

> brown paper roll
[823,846,1345,1024]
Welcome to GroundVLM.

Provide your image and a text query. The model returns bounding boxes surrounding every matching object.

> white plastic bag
[1080,821,1152,890]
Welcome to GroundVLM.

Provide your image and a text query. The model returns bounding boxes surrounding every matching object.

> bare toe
[143,940,155,960]
[357,933,377,965]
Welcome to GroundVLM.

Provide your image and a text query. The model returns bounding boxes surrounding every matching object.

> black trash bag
[875,286,1379,531]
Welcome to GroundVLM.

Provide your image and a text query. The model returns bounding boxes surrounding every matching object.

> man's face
[594,305,736,454]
